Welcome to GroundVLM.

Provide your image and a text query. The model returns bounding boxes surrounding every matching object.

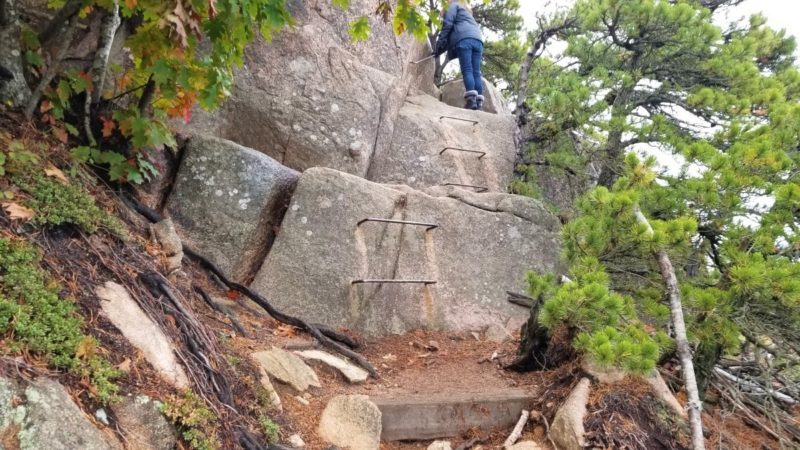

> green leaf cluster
[161,389,220,450]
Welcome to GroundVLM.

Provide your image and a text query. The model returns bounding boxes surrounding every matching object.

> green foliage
[2,140,123,234]
[161,390,220,450]
[259,416,280,443]
[348,16,371,42]
[0,238,120,402]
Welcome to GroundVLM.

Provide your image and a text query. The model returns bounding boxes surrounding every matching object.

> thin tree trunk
[634,205,705,450]
[90,0,120,105]
[24,14,78,119]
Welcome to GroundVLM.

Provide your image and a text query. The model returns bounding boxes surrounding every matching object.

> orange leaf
[52,127,68,144]
[44,163,69,183]
[40,100,53,113]
[101,116,116,138]
[273,325,298,338]
[2,202,35,221]
[117,73,132,91]
[225,290,240,300]
[116,358,132,372]
[125,0,137,9]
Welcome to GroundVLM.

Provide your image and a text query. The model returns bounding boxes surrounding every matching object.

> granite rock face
[252,168,561,339]
[0,377,123,450]
[367,94,518,193]
[165,135,298,281]
[439,77,510,115]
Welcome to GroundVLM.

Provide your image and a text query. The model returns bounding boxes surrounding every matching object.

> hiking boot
[476,95,485,111]
[464,90,478,110]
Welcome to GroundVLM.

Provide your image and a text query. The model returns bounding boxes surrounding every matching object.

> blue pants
[455,38,484,96]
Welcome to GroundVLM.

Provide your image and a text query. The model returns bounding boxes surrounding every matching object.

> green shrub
[0,238,120,402]
[161,390,220,450]
[259,416,280,443]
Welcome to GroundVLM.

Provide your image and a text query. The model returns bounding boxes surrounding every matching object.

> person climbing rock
[434,0,485,111]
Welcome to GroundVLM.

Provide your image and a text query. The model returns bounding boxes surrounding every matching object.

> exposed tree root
[120,191,378,378]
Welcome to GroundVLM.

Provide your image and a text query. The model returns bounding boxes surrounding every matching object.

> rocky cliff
[158,0,561,341]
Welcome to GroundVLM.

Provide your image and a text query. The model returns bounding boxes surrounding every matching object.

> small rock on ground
[427,440,452,450]
[256,366,283,412]
[550,378,590,450]
[294,350,369,383]
[111,395,177,450]
[319,395,382,450]
[288,434,306,448]
[96,281,189,388]
[251,347,321,392]
[507,442,542,450]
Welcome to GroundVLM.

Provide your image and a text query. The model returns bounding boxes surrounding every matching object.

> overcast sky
[519,0,800,53]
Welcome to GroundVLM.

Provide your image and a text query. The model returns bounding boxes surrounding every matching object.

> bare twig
[503,409,530,448]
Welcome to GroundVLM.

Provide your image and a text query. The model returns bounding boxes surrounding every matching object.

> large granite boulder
[439,77,510,115]
[0,376,122,449]
[174,0,434,177]
[252,168,561,339]
[165,135,298,281]
[367,94,518,193]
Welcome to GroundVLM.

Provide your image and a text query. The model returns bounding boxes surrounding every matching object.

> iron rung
[439,147,486,159]
[357,218,438,230]
[352,279,437,285]
[439,115,479,126]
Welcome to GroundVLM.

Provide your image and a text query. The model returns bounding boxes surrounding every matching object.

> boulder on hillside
[165,135,298,281]
[111,395,177,450]
[173,0,434,177]
[319,395,382,450]
[439,78,510,115]
[0,376,122,449]
[251,347,321,392]
[252,168,561,339]
[550,378,590,450]
[367,94,518,193]
[96,281,189,388]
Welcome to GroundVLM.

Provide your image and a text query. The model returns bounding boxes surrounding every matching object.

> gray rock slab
[427,441,452,450]
[439,78,510,115]
[111,395,176,450]
[550,378,590,450]
[294,350,369,383]
[96,281,189,388]
[252,167,561,339]
[172,0,434,178]
[371,390,535,441]
[319,395,382,450]
[165,134,298,281]
[367,94,518,193]
[251,347,321,392]
[0,376,122,450]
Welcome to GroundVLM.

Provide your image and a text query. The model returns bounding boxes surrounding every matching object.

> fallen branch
[714,367,797,405]
[635,204,705,450]
[503,409,529,449]
[507,291,535,308]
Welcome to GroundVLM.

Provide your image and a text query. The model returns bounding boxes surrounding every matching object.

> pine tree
[516,0,800,419]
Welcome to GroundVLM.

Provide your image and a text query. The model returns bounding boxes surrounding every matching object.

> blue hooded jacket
[434,3,484,57]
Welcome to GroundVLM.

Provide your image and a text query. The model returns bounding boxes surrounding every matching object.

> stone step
[371,390,535,441]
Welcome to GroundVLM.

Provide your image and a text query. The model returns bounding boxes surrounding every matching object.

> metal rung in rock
[352,279,437,285]
[443,183,488,193]
[439,147,486,159]
[357,218,438,231]
[439,115,479,126]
